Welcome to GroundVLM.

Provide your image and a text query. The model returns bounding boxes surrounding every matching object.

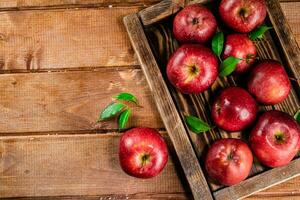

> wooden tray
[123,0,300,199]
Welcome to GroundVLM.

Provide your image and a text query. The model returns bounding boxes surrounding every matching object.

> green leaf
[99,102,126,121]
[249,25,272,40]
[294,109,300,123]
[219,56,240,77]
[114,92,138,105]
[185,115,212,134]
[211,32,224,58]
[118,109,131,130]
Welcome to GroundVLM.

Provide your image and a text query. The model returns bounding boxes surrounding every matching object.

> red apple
[222,33,257,73]
[219,0,267,33]
[247,60,291,105]
[119,127,168,178]
[167,44,218,94]
[205,138,253,186]
[173,4,217,43]
[211,87,257,132]
[250,110,300,167]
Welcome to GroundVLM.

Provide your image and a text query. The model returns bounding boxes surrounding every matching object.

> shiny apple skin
[222,33,257,73]
[219,0,267,33]
[247,60,291,105]
[249,110,300,168]
[173,4,217,43]
[119,127,168,178]
[205,138,253,186]
[211,87,258,132]
[167,44,218,94]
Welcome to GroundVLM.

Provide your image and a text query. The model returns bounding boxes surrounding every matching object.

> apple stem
[218,56,222,62]
[141,153,150,166]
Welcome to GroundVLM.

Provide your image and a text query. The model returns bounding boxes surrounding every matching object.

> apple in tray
[211,87,257,132]
[247,60,291,105]
[205,138,253,186]
[173,4,217,43]
[222,33,257,73]
[250,110,300,168]
[219,0,267,33]
[167,44,218,94]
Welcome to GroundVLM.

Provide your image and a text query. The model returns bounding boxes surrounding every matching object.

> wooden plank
[0,193,189,200]
[0,132,189,198]
[0,68,163,134]
[0,2,297,71]
[124,13,213,200]
[0,0,294,10]
[0,0,159,9]
[248,197,300,200]
[1,130,300,200]
[0,7,138,70]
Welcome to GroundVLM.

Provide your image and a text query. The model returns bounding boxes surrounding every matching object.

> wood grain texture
[0,2,296,72]
[124,13,213,200]
[0,7,138,70]
[0,68,163,134]
[0,193,189,200]
[1,131,300,200]
[0,0,295,10]
[1,1,300,200]
[0,132,190,198]
[0,0,159,9]
[139,0,181,26]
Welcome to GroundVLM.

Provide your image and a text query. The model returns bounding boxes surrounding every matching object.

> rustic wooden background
[0,0,300,199]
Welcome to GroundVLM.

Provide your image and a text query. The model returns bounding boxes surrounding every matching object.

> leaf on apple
[114,92,138,105]
[219,56,240,77]
[249,25,273,40]
[211,31,224,59]
[99,102,127,121]
[185,115,212,134]
[294,109,300,123]
[118,109,131,130]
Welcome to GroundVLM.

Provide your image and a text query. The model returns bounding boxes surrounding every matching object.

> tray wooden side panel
[214,159,300,200]
[123,13,213,200]
[138,0,210,26]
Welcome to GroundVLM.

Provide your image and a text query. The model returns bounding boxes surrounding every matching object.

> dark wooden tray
[123,0,300,199]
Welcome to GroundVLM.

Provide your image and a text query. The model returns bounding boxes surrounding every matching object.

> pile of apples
[167,0,300,186]
[116,0,300,184]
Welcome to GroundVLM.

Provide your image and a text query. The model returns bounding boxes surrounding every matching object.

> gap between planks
[0,65,141,75]
[0,128,166,137]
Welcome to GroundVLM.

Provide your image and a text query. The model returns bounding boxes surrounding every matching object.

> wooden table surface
[0,1,300,199]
